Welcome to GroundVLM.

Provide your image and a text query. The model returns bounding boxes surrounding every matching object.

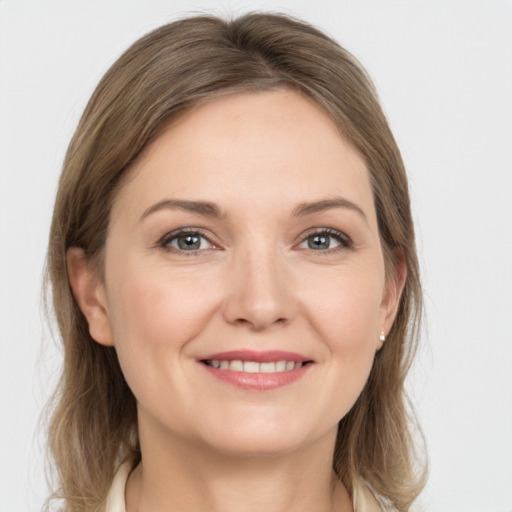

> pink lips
[198,350,313,391]
[201,350,309,363]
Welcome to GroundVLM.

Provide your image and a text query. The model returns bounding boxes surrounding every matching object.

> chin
[205,434,304,459]
[196,416,334,460]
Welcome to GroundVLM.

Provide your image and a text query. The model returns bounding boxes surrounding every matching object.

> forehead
[112,89,375,222]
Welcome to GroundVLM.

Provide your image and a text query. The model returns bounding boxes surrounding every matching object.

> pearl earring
[379,331,386,342]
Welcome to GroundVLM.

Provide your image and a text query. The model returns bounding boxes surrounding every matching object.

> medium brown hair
[45,12,426,512]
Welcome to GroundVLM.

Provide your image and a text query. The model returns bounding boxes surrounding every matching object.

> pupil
[178,234,200,250]
[309,235,329,250]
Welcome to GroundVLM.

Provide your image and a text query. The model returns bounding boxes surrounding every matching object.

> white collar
[104,462,132,512]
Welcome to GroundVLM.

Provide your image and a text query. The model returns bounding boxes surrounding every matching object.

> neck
[125,417,352,512]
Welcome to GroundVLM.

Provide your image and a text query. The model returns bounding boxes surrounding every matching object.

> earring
[379,331,386,343]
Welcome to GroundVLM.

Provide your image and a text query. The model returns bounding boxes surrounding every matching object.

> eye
[298,229,351,252]
[160,230,216,252]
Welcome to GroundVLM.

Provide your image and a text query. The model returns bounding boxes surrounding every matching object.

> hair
[44,12,426,512]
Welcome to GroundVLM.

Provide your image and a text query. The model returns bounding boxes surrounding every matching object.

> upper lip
[199,350,313,364]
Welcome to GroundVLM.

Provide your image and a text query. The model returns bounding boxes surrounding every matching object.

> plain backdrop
[1,1,511,511]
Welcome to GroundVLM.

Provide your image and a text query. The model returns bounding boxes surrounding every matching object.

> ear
[378,247,407,348]
[66,247,114,346]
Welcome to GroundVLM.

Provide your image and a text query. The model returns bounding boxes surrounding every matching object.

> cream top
[104,463,383,512]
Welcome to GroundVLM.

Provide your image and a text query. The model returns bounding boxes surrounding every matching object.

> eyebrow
[140,199,225,221]
[140,197,367,223]
[291,197,368,223]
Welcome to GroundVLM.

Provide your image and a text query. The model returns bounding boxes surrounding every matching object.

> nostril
[231,316,288,331]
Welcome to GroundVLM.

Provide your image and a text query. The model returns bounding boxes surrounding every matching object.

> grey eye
[168,232,212,251]
[300,233,342,251]
[309,234,330,250]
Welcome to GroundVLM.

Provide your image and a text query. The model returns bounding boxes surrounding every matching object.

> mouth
[198,350,314,390]
[201,359,311,373]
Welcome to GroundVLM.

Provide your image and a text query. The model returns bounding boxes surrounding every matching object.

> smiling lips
[199,350,313,390]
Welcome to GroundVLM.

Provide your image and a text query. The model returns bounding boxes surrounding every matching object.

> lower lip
[201,363,311,390]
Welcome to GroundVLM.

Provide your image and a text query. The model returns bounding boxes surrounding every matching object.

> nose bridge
[223,238,295,330]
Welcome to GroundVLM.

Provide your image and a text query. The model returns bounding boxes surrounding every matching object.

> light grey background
[1,1,511,511]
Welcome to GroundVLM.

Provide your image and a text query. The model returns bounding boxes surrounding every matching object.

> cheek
[107,263,216,341]
[103,263,221,397]
[301,264,384,348]
[298,265,384,407]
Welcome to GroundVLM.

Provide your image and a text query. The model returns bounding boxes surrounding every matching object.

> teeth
[275,361,286,372]
[243,361,260,373]
[205,359,305,373]
[230,360,244,372]
[260,362,276,373]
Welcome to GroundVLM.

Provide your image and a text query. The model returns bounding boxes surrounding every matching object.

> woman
[45,12,426,512]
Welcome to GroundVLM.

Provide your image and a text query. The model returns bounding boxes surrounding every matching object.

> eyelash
[158,228,217,255]
[299,228,353,254]
[158,228,352,255]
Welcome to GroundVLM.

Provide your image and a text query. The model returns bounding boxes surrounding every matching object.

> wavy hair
[44,12,426,512]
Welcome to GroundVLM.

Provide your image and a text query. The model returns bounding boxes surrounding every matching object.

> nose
[222,246,297,331]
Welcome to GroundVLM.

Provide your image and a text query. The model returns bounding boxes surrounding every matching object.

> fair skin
[68,89,404,512]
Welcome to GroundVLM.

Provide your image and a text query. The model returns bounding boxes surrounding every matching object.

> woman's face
[86,89,401,456]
